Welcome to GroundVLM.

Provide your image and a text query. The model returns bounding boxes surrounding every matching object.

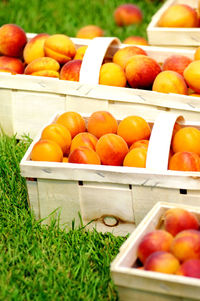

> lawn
[0,0,162,300]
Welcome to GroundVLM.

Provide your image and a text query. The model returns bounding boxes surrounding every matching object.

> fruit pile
[134,207,200,279]
[30,110,200,172]
[2,22,200,96]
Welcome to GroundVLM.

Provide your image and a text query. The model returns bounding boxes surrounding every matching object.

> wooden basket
[147,0,200,48]
[110,201,200,300]
[1,33,200,139]
[20,110,200,236]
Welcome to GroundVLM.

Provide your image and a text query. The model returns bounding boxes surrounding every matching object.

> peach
[184,60,200,93]
[0,24,27,58]
[70,132,98,153]
[96,133,129,166]
[168,151,200,172]
[152,70,188,95]
[123,147,147,168]
[162,55,192,77]
[125,55,161,89]
[24,57,60,78]
[176,259,200,278]
[23,33,50,64]
[87,111,118,139]
[99,62,126,87]
[123,36,149,46]
[113,46,147,69]
[158,4,199,28]
[44,34,76,64]
[171,229,200,262]
[68,146,101,165]
[114,4,143,26]
[0,56,24,74]
[74,46,87,60]
[163,208,199,236]
[76,25,104,39]
[60,59,82,82]
[144,251,180,274]
[137,230,174,264]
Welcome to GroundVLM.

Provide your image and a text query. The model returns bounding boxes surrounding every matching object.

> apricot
[23,33,50,64]
[162,55,192,77]
[44,34,76,64]
[114,4,143,26]
[194,46,200,60]
[56,111,86,139]
[41,123,72,155]
[144,251,180,274]
[123,147,147,168]
[125,55,161,89]
[176,259,200,278]
[163,208,199,236]
[99,62,126,87]
[129,139,149,150]
[123,36,149,46]
[117,115,151,146]
[24,57,60,78]
[70,132,98,153]
[184,60,200,93]
[113,46,147,69]
[158,4,199,28]
[172,126,200,155]
[0,68,16,74]
[30,139,63,162]
[137,230,174,264]
[168,151,200,172]
[76,25,104,39]
[60,59,82,81]
[0,56,24,74]
[87,111,118,139]
[152,70,188,95]
[74,46,87,60]
[171,230,200,262]
[0,24,27,58]
[96,133,128,166]
[68,146,101,165]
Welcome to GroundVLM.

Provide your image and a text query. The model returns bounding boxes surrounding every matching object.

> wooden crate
[147,0,200,48]
[2,33,200,139]
[110,201,200,300]
[20,110,200,236]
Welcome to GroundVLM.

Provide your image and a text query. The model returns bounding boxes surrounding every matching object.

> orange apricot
[172,126,200,155]
[70,132,98,153]
[123,147,147,168]
[129,139,149,151]
[99,62,126,87]
[56,111,86,138]
[168,151,200,172]
[30,139,63,162]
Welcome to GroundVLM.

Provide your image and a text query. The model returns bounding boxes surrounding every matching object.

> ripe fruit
[176,259,200,278]
[30,139,63,162]
[60,59,82,81]
[162,55,192,77]
[168,151,200,172]
[129,139,149,150]
[68,146,101,165]
[41,123,71,155]
[74,46,87,60]
[144,251,180,274]
[123,147,147,168]
[172,127,200,155]
[137,230,174,264]
[163,208,199,236]
[70,132,98,153]
[96,133,129,166]
[24,57,60,78]
[123,36,149,46]
[125,55,161,89]
[113,46,147,69]
[117,115,151,146]
[184,60,200,93]
[76,25,104,39]
[0,56,24,74]
[87,111,118,139]
[99,62,126,87]
[114,4,143,26]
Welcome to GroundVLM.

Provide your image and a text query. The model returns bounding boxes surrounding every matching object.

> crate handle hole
[103,216,119,227]
[180,189,187,195]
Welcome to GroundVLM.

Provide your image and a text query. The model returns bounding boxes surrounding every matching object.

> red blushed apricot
[168,151,200,172]
[24,57,60,75]
[70,132,98,153]
[60,59,82,81]
[171,230,200,262]
[76,25,104,39]
[0,56,24,74]
[176,259,200,278]
[144,251,180,274]
[113,46,147,69]
[88,111,118,139]
[96,133,128,166]
[125,55,161,89]
[30,139,63,162]
[114,4,143,26]
[162,55,192,77]
[129,139,149,150]
[68,146,101,165]
[137,230,174,264]
[163,208,199,237]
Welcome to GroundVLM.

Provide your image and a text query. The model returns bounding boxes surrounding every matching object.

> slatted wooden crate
[147,0,200,48]
[111,201,200,300]
[20,110,200,236]
[1,33,200,139]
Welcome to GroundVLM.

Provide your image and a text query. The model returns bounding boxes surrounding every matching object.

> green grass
[0,0,162,300]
